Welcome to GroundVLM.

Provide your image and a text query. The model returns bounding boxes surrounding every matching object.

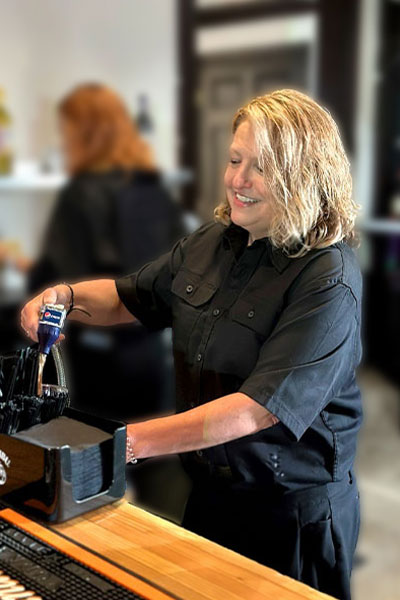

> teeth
[236,193,260,204]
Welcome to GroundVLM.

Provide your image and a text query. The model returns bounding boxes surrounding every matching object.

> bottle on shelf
[135,93,154,144]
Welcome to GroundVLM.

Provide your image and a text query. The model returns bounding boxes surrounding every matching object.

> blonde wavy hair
[214,89,359,257]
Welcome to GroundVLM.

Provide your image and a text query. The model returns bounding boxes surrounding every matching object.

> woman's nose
[233,166,252,189]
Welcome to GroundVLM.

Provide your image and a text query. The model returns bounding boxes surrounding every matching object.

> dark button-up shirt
[116,222,363,492]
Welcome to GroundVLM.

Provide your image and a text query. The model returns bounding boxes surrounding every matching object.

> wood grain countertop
[53,500,335,600]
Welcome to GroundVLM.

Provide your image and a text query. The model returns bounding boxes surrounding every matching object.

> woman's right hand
[20,284,70,343]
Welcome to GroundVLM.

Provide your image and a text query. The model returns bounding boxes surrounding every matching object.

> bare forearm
[127,393,278,460]
[21,279,134,341]
[65,280,134,326]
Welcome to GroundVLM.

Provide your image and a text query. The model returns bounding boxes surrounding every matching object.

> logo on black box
[0,450,11,485]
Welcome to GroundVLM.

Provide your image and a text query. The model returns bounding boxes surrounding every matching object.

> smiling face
[224,119,275,244]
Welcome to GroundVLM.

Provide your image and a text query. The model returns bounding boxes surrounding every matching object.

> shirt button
[270,453,278,460]
[190,402,196,408]
[196,450,203,457]
[212,308,220,316]
[279,472,285,478]
[197,353,202,362]
[186,284,194,294]
[273,462,279,469]
[247,310,255,318]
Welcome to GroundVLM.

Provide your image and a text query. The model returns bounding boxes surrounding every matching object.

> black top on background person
[30,168,182,287]
[21,89,362,600]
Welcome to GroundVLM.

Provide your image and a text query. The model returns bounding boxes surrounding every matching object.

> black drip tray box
[0,408,126,523]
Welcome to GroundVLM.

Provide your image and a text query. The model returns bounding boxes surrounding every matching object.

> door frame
[177,0,361,210]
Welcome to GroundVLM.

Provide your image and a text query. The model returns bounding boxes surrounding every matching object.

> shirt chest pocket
[171,269,217,355]
[230,297,280,340]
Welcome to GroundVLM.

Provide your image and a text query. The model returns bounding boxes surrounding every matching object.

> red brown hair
[58,83,155,174]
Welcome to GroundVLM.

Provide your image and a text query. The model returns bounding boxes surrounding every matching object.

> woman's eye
[255,164,263,174]
[229,158,240,165]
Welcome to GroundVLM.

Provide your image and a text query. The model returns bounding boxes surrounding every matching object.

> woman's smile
[233,192,262,207]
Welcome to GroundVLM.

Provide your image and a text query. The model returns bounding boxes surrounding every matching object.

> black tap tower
[0,306,126,522]
[0,304,68,436]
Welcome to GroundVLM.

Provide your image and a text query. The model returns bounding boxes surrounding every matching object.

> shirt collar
[222,222,291,273]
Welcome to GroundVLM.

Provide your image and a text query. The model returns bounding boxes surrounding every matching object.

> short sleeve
[115,236,187,331]
[239,254,360,441]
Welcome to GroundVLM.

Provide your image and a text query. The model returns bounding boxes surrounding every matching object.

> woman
[30,83,183,419]
[22,89,362,600]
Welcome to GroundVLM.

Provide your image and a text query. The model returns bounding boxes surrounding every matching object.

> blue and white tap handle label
[39,304,67,329]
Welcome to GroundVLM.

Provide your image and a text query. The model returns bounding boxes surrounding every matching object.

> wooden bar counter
[52,500,335,600]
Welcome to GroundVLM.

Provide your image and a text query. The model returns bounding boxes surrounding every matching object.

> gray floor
[353,368,400,600]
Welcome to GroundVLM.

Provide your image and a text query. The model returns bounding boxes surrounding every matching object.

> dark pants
[182,471,360,600]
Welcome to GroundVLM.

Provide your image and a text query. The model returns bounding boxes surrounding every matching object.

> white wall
[0,0,177,170]
[354,0,381,221]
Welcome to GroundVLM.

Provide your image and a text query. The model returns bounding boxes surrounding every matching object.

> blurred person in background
[29,83,183,420]
[22,89,361,600]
